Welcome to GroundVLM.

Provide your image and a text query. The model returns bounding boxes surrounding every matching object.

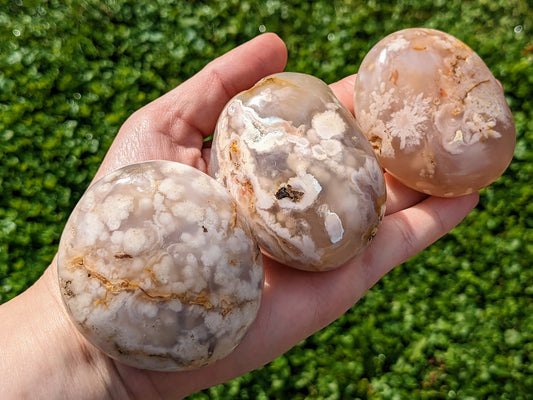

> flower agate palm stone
[210,72,386,271]
[57,161,263,371]
[354,28,516,197]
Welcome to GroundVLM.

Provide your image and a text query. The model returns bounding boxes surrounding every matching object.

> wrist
[0,259,129,400]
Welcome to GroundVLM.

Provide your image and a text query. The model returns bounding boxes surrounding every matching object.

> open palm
[37,33,479,399]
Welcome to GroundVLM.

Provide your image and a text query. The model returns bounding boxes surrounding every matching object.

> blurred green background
[1,0,532,398]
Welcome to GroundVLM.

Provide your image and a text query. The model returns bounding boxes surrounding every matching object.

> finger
[95,33,287,179]
[359,191,479,292]
[149,32,288,139]
[384,173,428,215]
[329,74,357,115]
[263,192,481,342]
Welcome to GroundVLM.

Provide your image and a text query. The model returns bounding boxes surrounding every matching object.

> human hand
[95,32,479,398]
[0,33,479,399]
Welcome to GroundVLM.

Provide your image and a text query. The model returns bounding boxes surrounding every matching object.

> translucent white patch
[311,110,346,139]
[82,212,105,247]
[387,36,409,52]
[201,245,222,267]
[378,48,388,64]
[159,178,184,200]
[321,139,342,156]
[102,194,134,231]
[324,211,344,244]
[110,230,124,245]
[122,228,149,255]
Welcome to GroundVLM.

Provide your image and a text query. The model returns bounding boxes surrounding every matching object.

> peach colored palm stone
[354,28,515,197]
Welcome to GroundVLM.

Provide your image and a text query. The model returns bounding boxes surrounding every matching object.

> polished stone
[354,28,515,197]
[210,72,386,271]
[57,161,263,371]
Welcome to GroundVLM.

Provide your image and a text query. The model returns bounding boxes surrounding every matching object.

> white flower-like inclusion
[354,28,516,197]
[210,72,386,271]
[57,161,263,371]
[311,109,346,139]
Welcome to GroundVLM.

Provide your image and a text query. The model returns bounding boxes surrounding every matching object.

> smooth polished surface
[355,28,516,197]
[210,72,386,271]
[57,161,263,371]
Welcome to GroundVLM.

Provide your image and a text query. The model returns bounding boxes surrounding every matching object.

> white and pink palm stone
[57,161,263,371]
[210,72,386,271]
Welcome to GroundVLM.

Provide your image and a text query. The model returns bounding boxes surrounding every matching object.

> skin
[0,33,479,400]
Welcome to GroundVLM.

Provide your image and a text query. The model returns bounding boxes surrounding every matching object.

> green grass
[1,0,532,398]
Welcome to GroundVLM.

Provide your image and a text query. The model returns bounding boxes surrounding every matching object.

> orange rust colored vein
[463,79,491,99]
[71,257,233,315]
[389,69,399,85]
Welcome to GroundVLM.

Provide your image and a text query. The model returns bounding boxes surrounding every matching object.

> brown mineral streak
[232,202,238,229]
[236,177,255,201]
[254,76,293,90]
[229,140,239,166]
[144,267,159,285]
[114,252,133,259]
[275,184,304,202]
[230,140,239,154]
[234,178,255,214]
[70,256,234,315]
[389,69,399,85]
[62,280,74,298]
[365,226,379,242]
[369,134,383,154]
[113,341,211,370]
[278,237,302,255]
[463,80,491,100]
[449,54,468,77]
[113,342,174,360]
